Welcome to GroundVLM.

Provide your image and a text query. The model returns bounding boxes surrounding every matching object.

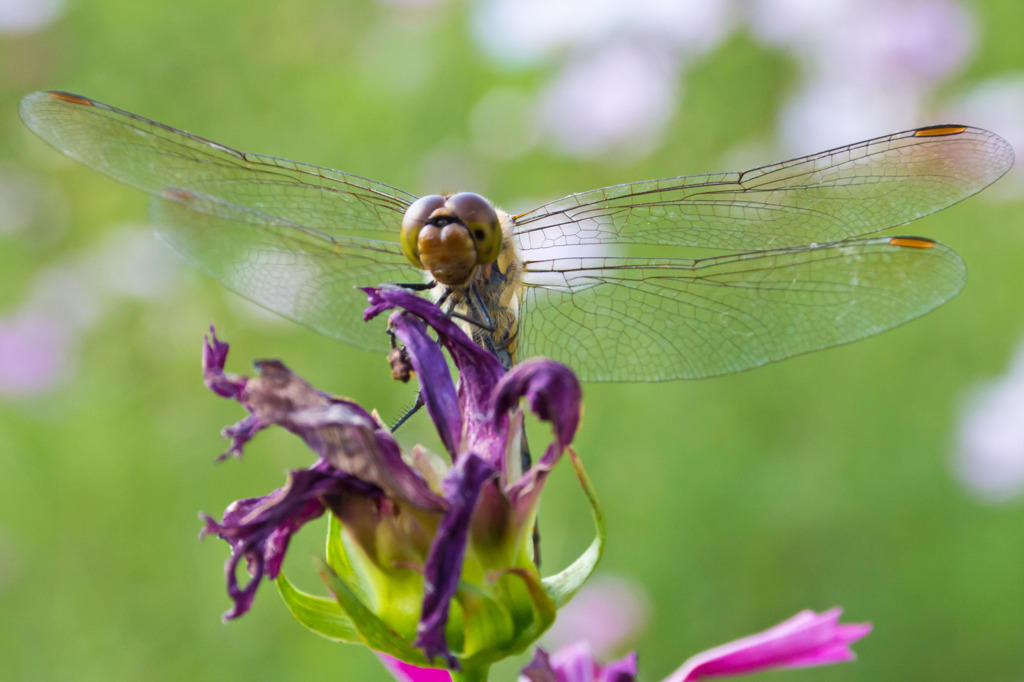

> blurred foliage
[1,1,1023,681]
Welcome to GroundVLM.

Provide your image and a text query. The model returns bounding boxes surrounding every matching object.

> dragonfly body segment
[20,91,1014,381]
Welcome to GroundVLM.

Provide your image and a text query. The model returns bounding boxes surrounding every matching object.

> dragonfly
[20,91,1014,382]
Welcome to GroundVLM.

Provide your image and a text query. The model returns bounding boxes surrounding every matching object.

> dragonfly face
[400,192,503,286]
[20,91,1014,381]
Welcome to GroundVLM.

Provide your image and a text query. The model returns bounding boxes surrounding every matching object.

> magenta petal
[378,654,453,682]
[664,609,872,682]
[414,454,499,668]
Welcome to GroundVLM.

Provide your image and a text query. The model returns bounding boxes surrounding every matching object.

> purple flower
[519,608,870,682]
[200,287,602,676]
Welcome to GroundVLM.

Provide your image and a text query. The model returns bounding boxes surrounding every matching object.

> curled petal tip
[203,326,246,399]
[494,358,582,448]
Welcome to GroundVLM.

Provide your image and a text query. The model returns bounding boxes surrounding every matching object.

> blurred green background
[2,0,1023,680]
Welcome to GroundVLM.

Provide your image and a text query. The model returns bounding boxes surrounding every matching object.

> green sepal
[541,448,605,608]
[326,513,373,606]
[275,571,359,643]
[314,555,431,666]
[501,567,558,652]
[451,580,515,663]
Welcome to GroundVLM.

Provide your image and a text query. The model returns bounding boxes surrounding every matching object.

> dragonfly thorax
[400,192,502,286]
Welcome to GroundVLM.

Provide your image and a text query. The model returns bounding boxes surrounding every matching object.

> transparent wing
[20,90,423,350]
[152,188,421,351]
[19,91,415,239]
[519,237,965,381]
[513,126,1013,252]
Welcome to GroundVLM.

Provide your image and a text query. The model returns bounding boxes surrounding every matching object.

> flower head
[199,286,603,675]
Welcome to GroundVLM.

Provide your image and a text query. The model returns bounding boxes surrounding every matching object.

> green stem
[450,663,490,682]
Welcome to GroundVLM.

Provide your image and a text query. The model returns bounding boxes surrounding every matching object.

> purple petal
[219,413,264,461]
[495,360,582,523]
[200,462,378,620]
[378,654,452,682]
[413,454,499,668]
[362,287,507,462]
[520,644,637,682]
[493,358,582,449]
[664,608,872,682]
[202,325,246,399]
[210,350,445,512]
[387,309,463,459]
[369,429,450,513]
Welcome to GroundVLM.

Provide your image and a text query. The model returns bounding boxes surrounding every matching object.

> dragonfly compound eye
[400,194,446,269]
[401,192,502,286]
[445,192,502,266]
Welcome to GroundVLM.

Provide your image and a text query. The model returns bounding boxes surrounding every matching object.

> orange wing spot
[48,91,94,106]
[888,237,936,249]
[913,125,968,137]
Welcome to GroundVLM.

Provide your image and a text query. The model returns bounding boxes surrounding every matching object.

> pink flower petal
[664,608,871,682]
[379,654,452,682]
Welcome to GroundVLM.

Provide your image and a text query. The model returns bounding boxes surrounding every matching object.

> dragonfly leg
[391,279,437,292]
[435,286,454,309]
[385,328,422,431]
[470,285,496,332]
[443,285,497,333]
[391,392,424,432]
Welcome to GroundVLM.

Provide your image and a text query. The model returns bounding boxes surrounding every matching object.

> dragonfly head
[401,192,502,286]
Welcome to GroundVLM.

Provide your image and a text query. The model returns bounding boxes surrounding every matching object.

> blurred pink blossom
[0,310,71,397]
[472,0,735,158]
[537,41,677,159]
[0,0,65,34]
[955,339,1024,502]
[542,576,648,658]
[472,0,734,67]
[749,0,976,154]
[944,75,1024,202]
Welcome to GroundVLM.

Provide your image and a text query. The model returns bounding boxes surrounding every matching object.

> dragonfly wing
[152,188,422,351]
[520,237,965,381]
[513,126,1013,252]
[20,91,414,239]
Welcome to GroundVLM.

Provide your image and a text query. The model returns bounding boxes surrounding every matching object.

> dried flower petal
[414,454,499,667]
